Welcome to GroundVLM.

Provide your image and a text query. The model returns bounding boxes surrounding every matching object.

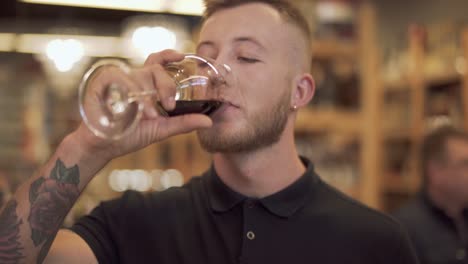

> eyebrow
[196,41,215,53]
[196,36,267,53]
[233,37,267,51]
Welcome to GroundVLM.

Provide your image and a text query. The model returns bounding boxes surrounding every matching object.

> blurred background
[0,0,467,225]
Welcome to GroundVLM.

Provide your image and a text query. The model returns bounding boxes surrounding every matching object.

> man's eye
[198,62,209,68]
[237,57,259,63]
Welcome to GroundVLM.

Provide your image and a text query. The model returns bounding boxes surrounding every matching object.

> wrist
[59,131,111,178]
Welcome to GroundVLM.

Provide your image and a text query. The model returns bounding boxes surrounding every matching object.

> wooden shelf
[383,129,411,141]
[385,71,462,92]
[384,78,410,92]
[295,108,361,135]
[311,40,357,59]
[382,173,417,195]
[426,71,462,87]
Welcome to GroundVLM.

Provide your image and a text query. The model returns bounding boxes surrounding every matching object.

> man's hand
[74,49,213,163]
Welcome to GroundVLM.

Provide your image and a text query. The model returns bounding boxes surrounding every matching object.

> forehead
[199,3,291,48]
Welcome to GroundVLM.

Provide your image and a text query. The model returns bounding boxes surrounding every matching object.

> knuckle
[144,53,159,65]
[160,49,173,57]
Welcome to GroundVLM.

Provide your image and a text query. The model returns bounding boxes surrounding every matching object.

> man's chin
[197,128,255,153]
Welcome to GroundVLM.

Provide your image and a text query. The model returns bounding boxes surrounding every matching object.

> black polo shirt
[393,193,468,264]
[71,159,418,264]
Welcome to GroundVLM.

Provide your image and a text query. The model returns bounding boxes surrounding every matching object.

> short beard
[197,92,291,153]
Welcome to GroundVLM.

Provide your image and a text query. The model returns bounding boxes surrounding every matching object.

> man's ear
[291,73,315,109]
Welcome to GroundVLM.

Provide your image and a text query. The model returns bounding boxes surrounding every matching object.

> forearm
[0,132,109,264]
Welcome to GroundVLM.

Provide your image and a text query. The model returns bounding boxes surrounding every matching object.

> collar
[204,157,319,218]
[418,190,468,230]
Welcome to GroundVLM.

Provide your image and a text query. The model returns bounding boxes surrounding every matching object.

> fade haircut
[203,0,311,46]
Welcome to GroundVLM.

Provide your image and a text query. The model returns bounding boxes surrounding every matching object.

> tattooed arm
[0,50,214,264]
[0,133,105,264]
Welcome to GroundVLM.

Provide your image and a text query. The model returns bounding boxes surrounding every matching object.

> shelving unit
[294,2,383,208]
[296,108,361,135]
[380,25,468,211]
[312,39,357,60]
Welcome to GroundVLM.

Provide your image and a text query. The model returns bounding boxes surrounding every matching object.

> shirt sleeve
[70,201,119,264]
[69,191,146,263]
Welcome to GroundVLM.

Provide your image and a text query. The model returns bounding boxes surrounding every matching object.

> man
[394,126,468,264]
[0,1,418,263]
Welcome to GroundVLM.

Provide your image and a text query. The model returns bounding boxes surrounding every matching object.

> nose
[210,52,235,89]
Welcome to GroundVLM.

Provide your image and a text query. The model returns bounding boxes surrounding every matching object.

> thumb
[142,114,213,141]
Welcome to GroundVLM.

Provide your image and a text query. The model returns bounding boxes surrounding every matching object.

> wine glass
[79,55,233,140]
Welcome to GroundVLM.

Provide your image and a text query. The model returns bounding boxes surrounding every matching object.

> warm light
[0,33,16,52]
[122,14,191,63]
[160,169,184,189]
[129,170,152,192]
[131,26,177,59]
[19,0,204,15]
[109,169,183,192]
[316,2,354,23]
[45,39,84,72]
[149,169,164,191]
[16,34,120,57]
[108,170,128,192]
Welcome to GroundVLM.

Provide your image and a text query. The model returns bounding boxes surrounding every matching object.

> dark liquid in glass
[158,100,222,117]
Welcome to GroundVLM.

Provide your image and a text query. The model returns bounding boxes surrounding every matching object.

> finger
[149,64,177,111]
[143,114,213,141]
[85,66,139,118]
[129,68,158,118]
[144,49,185,66]
[93,66,139,96]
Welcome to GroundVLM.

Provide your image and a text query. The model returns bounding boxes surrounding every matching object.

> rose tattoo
[0,200,25,263]
[28,159,80,263]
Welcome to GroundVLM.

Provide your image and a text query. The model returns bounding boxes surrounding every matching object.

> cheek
[237,68,267,101]
[236,65,291,108]
[441,174,466,193]
[455,174,468,188]
[430,174,450,190]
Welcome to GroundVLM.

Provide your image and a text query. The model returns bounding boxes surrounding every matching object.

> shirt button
[246,231,255,240]
[456,249,466,260]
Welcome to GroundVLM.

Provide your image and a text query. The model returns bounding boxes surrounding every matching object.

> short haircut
[421,126,468,184]
[202,0,311,45]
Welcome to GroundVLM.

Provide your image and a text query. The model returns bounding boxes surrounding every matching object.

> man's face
[195,3,303,153]
[431,138,468,207]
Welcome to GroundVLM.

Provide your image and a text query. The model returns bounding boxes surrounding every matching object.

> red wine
[157,100,222,117]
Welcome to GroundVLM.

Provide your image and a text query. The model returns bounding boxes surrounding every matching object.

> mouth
[210,98,240,117]
[218,98,240,109]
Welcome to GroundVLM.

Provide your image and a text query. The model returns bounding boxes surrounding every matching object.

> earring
[291,105,298,111]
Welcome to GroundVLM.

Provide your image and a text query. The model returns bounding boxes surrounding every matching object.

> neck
[212,123,305,198]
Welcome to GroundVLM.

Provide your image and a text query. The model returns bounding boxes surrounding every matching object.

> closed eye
[237,57,260,63]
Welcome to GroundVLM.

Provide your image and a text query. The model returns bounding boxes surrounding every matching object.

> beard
[197,90,291,153]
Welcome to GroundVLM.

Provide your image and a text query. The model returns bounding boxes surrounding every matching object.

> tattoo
[0,200,25,263]
[37,238,54,264]
[28,159,80,263]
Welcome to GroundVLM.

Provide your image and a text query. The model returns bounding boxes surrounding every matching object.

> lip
[212,99,240,117]
[218,96,240,108]
[222,100,240,109]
